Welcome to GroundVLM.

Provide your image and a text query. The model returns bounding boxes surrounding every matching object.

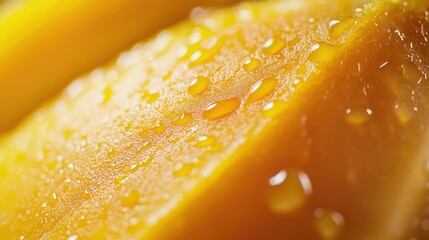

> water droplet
[122,190,140,209]
[329,19,353,40]
[394,99,415,124]
[129,162,142,173]
[115,176,129,185]
[108,149,116,158]
[140,142,152,153]
[203,98,240,120]
[261,100,286,118]
[267,170,312,214]
[147,92,160,104]
[188,76,210,95]
[196,135,217,148]
[345,107,372,124]
[102,87,113,104]
[243,58,261,72]
[174,161,199,177]
[246,78,277,104]
[308,42,337,63]
[82,190,91,200]
[189,37,224,67]
[67,235,78,240]
[315,209,345,239]
[263,37,286,55]
[153,124,166,135]
[128,218,146,233]
[329,19,341,28]
[172,113,192,126]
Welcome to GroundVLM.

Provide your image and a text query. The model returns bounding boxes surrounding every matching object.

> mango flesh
[0,0,240,133]
[1,0,429,239]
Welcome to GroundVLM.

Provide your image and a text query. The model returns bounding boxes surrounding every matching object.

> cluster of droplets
[267,169,345,239]
[21,3,381,239]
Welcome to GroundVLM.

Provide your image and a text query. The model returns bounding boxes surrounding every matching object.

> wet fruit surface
[1,0,429,239]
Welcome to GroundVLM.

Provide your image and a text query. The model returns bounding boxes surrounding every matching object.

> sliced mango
[0,0,241,132]
[1,0,429,239]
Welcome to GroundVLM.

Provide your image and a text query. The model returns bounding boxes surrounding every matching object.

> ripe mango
[1,0,429,239]
[0,0,240,132]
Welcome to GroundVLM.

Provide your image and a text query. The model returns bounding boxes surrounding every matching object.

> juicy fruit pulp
[1,0,429,239]
[0,0,240,133]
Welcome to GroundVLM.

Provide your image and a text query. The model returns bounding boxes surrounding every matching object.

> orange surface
[1,0,429,239]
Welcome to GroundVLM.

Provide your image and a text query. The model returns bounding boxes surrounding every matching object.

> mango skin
[1,0,429,239]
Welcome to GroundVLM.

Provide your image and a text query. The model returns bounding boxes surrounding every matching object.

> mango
[1,0,429,239]
[0,0,240,132]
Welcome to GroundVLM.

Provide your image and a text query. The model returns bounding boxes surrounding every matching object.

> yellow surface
[1,0,429,239]
[0,0,240,132]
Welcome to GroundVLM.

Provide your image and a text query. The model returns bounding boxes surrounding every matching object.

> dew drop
[345,107,372,124]
[189,37,224,67]
[188,76,210,95]
[267,169,312,214]
[261,100,286,118]
[67,235,78,240]
[394,99,415,124]
[315,209,345,239]
[173,161,199,177]
[153,124,166,135]
[129,162,142,173]
[115,176,129,185]
[243,58,261,72]
[263,37,286,55]
[308,42,337,63]
[147,92,160,104]
[246,78,277,104]
[128,218,146,234]
[172,113,192,126]
[196,135,217,148]
[329,19,341,29]
[122,190,140,209]
[140,141,152,152]
[102,87,113,104]
[328,19,353,40]
[108,149,116,158]
[82,190,91,200]
[203,98,240,120]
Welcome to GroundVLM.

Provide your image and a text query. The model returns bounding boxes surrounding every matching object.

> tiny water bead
[122,190,140,209]
[263,37,286,55]
[108,149,116,158]
[246,78,277,104]
[328,19,354,40]
[67,235,79,240]
[243,58,261,72]
[173,161,199,177]
[147,92,160,104]
[102,86,113,104]
[196,135,217,148]
[394,99,416,124]
[315,209,345,240]
[261,100,286,118]
[345,107,373,125]
[189,37,225,67]
[115,176,129,185]
[152,123,166,135]
[308,41,337,63]
[267,169,312,214]
[202,98,240,120]
[172,113,192,126]
[188,76,210,95]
